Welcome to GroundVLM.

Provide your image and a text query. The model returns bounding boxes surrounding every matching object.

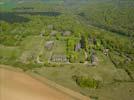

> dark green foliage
[67,38,78,63]
[0,34,19,46]
[90,96,99,100]
[0,58,42,71]
[44,62,63,67]
[12,62,42,71]
[75,0,134,36]
[72,75,99,88]
[80,35,86,50]
[109,52,134,80]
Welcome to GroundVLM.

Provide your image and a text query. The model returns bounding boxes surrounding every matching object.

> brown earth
[0,68,76,100]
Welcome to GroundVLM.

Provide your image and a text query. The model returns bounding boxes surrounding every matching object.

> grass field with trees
[0,0,134,100]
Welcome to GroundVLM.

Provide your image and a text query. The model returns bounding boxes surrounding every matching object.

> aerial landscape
[0,0,134,100]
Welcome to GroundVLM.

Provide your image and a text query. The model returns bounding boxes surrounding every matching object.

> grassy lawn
[52,40,67,54]
[40,39,67,62]
[33,52,132,100]
[0,45,21,59]
[19,36,45,63]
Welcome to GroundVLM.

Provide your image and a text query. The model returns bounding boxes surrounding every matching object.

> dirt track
[0,68,76,100]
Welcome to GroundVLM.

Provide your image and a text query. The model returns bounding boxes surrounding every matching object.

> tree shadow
[15,11,61,16]
[0,11,61,23]
[0,12,30,23]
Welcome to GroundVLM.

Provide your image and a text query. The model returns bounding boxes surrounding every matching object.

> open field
[34,64,134,100]
[0,66,90,100]
[0,68,73,100]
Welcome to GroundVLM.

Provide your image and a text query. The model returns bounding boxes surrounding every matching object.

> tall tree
[80,35,86,50]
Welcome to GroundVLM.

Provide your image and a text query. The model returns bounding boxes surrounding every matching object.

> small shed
[75,43,81,51]
[50,30,58,36]
[103,49,109,56]
[62,31,71,36]
[45,41,54,50]
[51,54,68,62]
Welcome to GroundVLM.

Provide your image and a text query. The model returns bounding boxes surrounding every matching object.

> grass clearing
[0,45,21,59]
[19,36,45,63]
[33,52,132,100]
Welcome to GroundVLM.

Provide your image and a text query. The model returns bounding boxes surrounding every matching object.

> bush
[44,62,62,67]
[72,75,99,88]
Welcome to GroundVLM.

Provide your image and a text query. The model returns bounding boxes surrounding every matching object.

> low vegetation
[72,75,99,89]
[0,0,134,100]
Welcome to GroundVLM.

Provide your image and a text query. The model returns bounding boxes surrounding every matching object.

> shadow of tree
[0,12,61,23]
[0,12,30,23]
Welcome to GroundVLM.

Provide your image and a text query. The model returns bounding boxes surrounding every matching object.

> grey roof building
[51,54,68,62]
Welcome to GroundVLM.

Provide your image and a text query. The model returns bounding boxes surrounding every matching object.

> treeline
[0,12,87,46]
[71,0,134,37]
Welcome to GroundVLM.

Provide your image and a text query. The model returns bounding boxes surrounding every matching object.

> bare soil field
[0,68,77,100]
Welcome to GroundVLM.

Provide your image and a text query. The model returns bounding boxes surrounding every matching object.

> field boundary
[0,64,90,100]
[27,71,90,100]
